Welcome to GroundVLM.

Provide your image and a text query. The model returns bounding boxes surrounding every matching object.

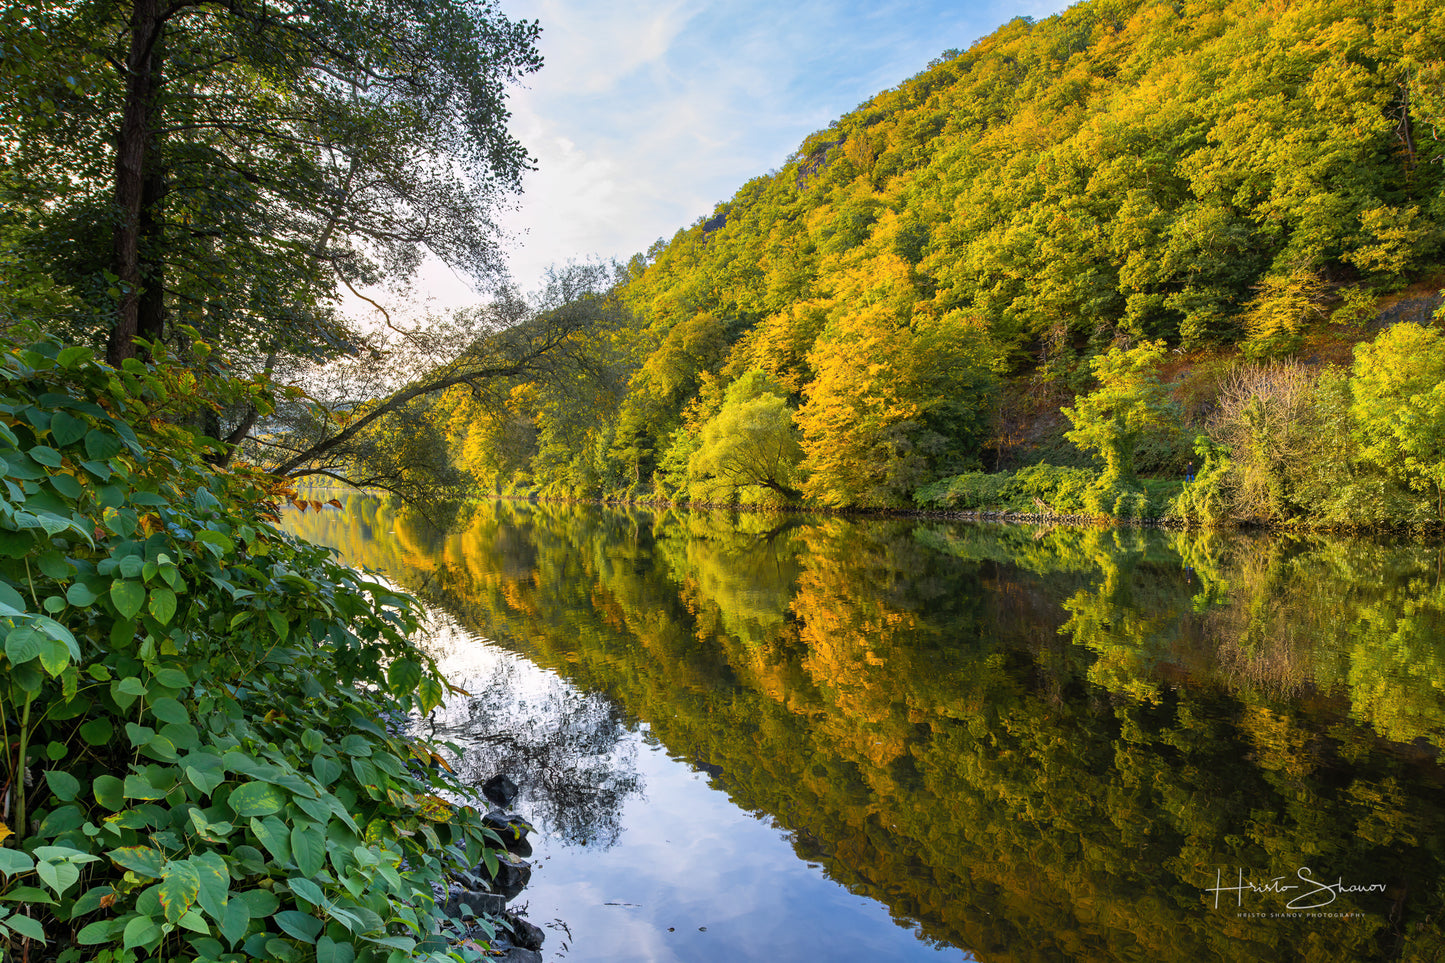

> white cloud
[410,0,1073,308]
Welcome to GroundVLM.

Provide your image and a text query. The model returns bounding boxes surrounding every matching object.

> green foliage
[798,304,999,507]
[1062,341,1181,486]
[912,471,1013,511]
[1,0,542,366]
[1329,286,1380,328]
[1350,322,1445,521]
[1242,265,1330,358]
[1011,464,1099,515]
[0,342,503,962]
[1171,439,1235,527]
[399,0,1445,511]
[914,463,1101,516]
[685,371,803,506]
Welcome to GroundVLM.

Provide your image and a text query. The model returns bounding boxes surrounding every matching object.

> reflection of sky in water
[413,607,970,963]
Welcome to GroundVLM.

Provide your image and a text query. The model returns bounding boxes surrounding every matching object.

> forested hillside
[438,0,1445,519]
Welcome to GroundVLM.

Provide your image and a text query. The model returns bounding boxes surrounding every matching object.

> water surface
[287,499,1445,962]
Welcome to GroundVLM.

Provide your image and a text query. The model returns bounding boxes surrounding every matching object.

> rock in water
[482,773,519,808]
[483,810,535,856]
[477,851,532,900]
[504,914,546,951]
[443,886,506,919]
[493,949,542,963]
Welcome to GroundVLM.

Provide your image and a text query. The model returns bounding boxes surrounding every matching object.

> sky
[414,0,1073,308]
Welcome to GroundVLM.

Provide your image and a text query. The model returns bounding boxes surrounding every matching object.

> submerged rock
[493,949,542,963]
[504,913,546,951]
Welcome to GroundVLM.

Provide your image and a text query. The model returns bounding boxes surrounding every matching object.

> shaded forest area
[426,0,1445,527]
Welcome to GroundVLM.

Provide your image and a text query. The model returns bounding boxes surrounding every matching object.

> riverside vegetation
[0,343,522,962]
[4,0,1445,956]
[403,0,1445,530]
[0,0,549,958]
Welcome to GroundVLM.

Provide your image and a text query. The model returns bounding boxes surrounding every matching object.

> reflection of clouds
[417,609,643,849]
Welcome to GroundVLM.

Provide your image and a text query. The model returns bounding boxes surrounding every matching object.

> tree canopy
[424,0,1445,510]
[1,0,541,368]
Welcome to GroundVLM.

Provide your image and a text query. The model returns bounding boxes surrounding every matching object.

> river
[284,498,1445,962]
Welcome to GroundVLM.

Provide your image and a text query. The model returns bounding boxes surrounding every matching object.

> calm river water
[285,498,1445,962]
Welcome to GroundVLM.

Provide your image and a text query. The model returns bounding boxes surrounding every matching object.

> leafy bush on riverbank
[914,463,1178,520]
[0,342,503,962]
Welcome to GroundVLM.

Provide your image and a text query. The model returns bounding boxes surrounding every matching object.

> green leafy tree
[1350,322,1445,521]
[1,0,540,369]
[1063,340,1180,487]
[687,370,803,505]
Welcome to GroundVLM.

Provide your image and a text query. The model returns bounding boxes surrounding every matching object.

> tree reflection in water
[415,611,643,849]
[287,499,1445,961]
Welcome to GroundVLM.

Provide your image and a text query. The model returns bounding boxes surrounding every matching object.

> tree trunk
[108,0,164,366]
[1398,81,1417,180]
[137,155,166,345]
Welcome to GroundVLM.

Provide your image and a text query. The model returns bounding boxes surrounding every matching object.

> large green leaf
[76,919,124,945]
[315,934,356,963]
[148,587,177,624]
[219,898,250,947]
[110,579,145,619]
[287,876,324,907]
[274,910,323,944]
[35,859,80,897]
[228,781,286,817]
[49,411,87,447]
[291,822,326,879]
[158,861,201,923]
[122,914,162,951]
[42,770,81,802]
[109,846,164,878]
[387,658,422,695]
[36,635,70,675]
[190,852,230,919]
[185,762,225,797]
[4,913,46,943]
[249,815,292,865]
[0,850,35,877]
[93,774,124,809]
[4,625,45,664]
[149,696,188,725]
[65,582,98,606]
[83,429,125,461]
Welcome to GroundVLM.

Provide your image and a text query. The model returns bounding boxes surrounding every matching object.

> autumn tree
[798,299,999,507]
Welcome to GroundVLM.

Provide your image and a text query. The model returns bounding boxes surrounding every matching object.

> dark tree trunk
[1398,81,1418,179]
[108,0,164,366]
[137,161,166,345]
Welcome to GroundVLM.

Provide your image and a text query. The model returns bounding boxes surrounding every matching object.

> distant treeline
[425,0,1445,524]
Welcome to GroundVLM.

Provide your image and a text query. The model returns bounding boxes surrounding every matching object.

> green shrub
[1009,464,1097,514]
[913,471,1010,509]
[0,342,505,962]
